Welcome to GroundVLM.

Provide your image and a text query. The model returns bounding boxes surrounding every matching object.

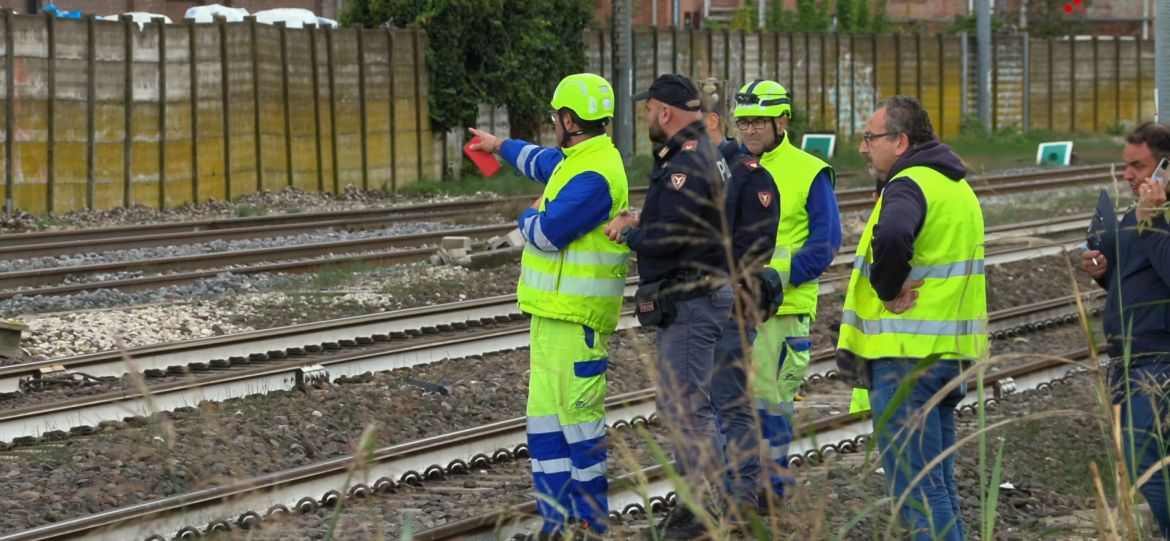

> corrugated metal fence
[581,29,1157,159]
[0,11,440,214]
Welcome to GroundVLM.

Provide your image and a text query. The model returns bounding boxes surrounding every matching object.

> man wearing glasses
[731,79,842,502]
[836,95,985,541]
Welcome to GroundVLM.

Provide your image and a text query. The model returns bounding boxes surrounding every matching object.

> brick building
[20,0,350,21]
[595,0,1155,36]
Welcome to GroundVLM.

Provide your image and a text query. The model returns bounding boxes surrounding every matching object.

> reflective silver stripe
[564,419,606,444]
[521,267,626,297]
[571,462,607,482]
[517,144,539,177]
[524,245,627,267]
[527,415,562,434]
[841,310,986,336]
[853,255,985,280]
[524,243,560,261]
[565,250,629,267]
[754,397,785,415]
[531,218,556,251]
[770,444,788,460]
[531,457,572,474]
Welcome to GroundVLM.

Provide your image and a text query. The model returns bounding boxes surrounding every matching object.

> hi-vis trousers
[526,315,610,533]
[750,313,812,495]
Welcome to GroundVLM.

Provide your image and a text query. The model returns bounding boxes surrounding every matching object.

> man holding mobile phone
[1081,121,1170,539]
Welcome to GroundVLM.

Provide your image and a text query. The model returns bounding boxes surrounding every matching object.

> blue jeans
[712,317,761,507]
[869,359,967,541]
[655,285,734,507]
[1111,361,1170,539]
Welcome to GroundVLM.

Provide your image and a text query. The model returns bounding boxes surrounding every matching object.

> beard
[649,119,667,145]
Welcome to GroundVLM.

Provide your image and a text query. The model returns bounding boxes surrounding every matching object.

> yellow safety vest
[516,135,631,334]
[837,165,989,362]
[757,131,835,318]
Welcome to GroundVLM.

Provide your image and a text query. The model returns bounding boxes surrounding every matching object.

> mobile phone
[463,137,501,177]
[1153,157,1170,188]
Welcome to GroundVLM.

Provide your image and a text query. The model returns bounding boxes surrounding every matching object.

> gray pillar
[673,0,681,28]
[1158,0,1169,123]
[976,0,991,133]
[614,0,633,164]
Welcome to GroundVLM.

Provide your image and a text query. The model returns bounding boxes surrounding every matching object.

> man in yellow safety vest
[468,73,630,541]
[731,80,842,499]
[836,95,987,541]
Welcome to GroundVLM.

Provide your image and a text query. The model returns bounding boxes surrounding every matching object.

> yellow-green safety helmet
[733,79,791,118]
[550,73,615,122]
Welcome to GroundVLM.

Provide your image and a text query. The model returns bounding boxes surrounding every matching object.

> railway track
[0,164,1112,274]
[0,262,1104,447]
[0,201,1102,302]
[0,214,1092,395]
[0,164,1108,256]
[0,340,1105,541]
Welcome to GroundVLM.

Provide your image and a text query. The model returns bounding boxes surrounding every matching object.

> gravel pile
[0,221,502,273]
[21,306,255,361]
[0,186,499,234]
[0,272,301,327]
[6,265,522,362]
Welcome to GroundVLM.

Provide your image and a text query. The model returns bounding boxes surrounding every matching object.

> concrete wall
[0,12,436,213]
[25,1,348,21]
[587,28,1157,157]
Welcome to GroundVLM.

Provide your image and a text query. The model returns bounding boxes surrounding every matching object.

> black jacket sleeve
[870,178,927,302]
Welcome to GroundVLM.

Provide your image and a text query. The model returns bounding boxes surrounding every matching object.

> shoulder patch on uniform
[745,160,762,171]
[670,173,687,190]
[757,191,773,207]
[682,140,698,152]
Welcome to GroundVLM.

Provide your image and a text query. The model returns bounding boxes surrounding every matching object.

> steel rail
[0,224,516,291]
[0,206,1098,302]
[837,170,1117,213]
[0,346,1101,541]
[0,389,662,541]
[0,223,1093,402]
[0,279,1106,446]
[0,219,1092,398]
[0,165,1112,266]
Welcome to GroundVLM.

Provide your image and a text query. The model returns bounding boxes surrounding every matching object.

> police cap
[631,74,702,112]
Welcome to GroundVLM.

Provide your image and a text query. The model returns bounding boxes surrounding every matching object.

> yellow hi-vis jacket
[840,165,989,415]
[516,135,631,334]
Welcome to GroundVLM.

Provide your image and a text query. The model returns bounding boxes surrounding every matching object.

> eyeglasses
[862,132,895,144]
[735,118,771,131]
[549,110,560,123]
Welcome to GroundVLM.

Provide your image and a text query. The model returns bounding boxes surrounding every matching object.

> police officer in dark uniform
[603,74,736,540]
[696,89,781,520]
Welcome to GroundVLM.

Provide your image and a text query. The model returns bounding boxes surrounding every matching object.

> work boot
[642,505,710,541]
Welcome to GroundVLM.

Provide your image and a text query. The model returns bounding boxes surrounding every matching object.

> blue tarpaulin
[43,5,82,18]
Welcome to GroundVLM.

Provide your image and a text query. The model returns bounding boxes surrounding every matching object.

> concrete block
[457,245,525,270]
[441,236,472,251]
[448,248,468,259]
[504,229,525,248]
[486,236,509,251]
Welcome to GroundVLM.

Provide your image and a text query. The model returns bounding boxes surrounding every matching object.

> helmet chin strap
[764,117,783,153]
[558,112,587,148]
